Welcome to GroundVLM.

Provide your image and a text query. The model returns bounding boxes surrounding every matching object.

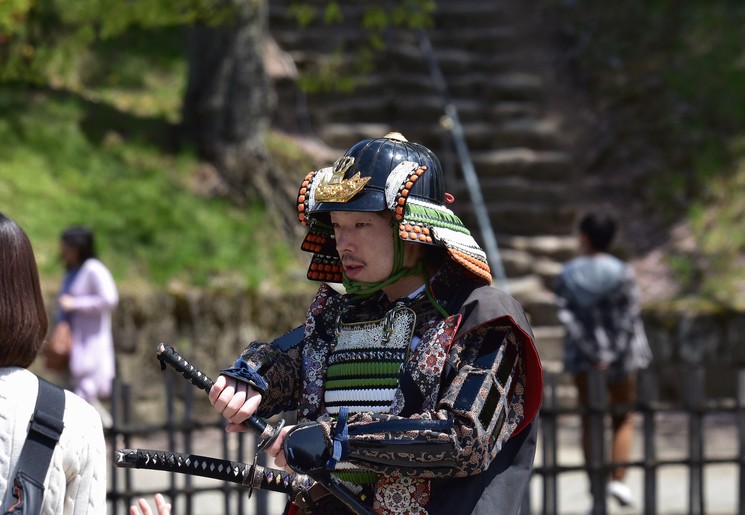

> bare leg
[608,375,636,482]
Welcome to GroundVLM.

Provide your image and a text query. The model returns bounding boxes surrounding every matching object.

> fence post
[737,369,745,513]
[183,378,195,515]
[109,379,121,515]
[684,365,705,515]
[540,373,558,515]
[638,367,657,515]
[587,368,608,515]
[123,383,134,511]
[165,374,179,511]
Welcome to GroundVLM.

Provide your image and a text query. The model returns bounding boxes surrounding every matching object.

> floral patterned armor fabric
[221,264,543,515]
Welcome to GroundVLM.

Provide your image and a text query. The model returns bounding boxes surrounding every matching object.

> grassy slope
[0,28,314,295]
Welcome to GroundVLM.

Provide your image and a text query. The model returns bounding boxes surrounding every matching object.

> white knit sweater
[0,368,107,514]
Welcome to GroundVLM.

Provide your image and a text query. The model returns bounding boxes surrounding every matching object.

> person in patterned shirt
[555,210,651,508]
[209,133,543,515]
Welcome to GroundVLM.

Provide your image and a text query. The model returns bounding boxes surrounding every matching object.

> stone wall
[35,287,315,423]
[642,307,745,401]
[35,289,744,422]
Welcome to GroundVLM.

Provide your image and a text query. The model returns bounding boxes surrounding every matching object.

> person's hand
[267,425,295,471]
[208,374,262,431]
[130,493,171,515]
[58,294,75,312]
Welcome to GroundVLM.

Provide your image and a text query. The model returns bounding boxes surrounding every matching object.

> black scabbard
[115,448,313,498]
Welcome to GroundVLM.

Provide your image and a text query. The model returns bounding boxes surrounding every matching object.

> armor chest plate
[324,304,416,415]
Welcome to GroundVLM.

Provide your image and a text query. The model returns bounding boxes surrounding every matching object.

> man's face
[331,211,395,283]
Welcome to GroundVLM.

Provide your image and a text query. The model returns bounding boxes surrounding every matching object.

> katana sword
[115,448,312,499]
[156,343,284,451]
[154,343,373,515]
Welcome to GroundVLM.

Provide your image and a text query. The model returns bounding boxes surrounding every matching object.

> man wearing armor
[209,133,543,514]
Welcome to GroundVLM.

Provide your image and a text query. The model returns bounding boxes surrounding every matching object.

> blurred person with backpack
[555,210,652,508]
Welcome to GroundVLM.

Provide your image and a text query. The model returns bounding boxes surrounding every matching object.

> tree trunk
[182,0,296,231]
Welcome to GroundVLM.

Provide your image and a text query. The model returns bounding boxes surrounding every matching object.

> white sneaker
[607,480,634,507]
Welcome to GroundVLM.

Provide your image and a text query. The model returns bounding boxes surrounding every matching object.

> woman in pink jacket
[58,226,119,427]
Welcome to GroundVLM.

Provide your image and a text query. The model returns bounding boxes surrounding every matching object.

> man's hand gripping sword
[155,343,284,451]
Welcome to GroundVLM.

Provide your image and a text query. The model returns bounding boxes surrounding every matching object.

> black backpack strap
[18,378,66,480]
[3,377,66,513]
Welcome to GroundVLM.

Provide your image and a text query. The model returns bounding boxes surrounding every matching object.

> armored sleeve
[221,325,305,417]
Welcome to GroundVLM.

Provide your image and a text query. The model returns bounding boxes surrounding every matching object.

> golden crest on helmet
[314,156,371,203]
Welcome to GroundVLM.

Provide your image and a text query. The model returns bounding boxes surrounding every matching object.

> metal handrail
[416,29,508,291]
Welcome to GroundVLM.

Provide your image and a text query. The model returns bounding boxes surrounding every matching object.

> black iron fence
[534,364,742,515]
[106,364,743,514]
[106,372,280,515]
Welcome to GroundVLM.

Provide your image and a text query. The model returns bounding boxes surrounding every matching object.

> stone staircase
[268,0,582,372]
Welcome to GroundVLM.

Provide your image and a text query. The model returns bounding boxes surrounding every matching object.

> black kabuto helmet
[296,133,491,285]
[309,132,445,215]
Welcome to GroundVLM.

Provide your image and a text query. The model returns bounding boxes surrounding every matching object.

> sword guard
[256,417,285,452]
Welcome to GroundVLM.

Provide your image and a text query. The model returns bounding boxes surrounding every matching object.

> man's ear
[403,240,425,266]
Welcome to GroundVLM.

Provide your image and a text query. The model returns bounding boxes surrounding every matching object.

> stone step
[318,121,441,150]
[470,148,573,179]
[318,117,564,154]
[504,275,559,327]
[498,248,564,290]
[450,176,576,204]
[498,234,578,262]
[306,100,548,142]
[455,201,577,236]
[490,101,543,122]
[314,95,483,125]
[445,72,546,102]
[303,69,546,106]
[532,256,564,290]
[284,39,537,88]
[270,23,517,58]
[428,26,518,53]
[532,325,565,364]
[499,248,535,278]
[453,120,562,150]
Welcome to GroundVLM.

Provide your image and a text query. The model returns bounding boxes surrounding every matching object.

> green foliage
[547,0,745,307]
[0,21,314,294]
[0,0,234,83]
[550,0,745,199]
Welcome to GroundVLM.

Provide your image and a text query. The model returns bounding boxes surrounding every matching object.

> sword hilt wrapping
[156,343,284,450]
